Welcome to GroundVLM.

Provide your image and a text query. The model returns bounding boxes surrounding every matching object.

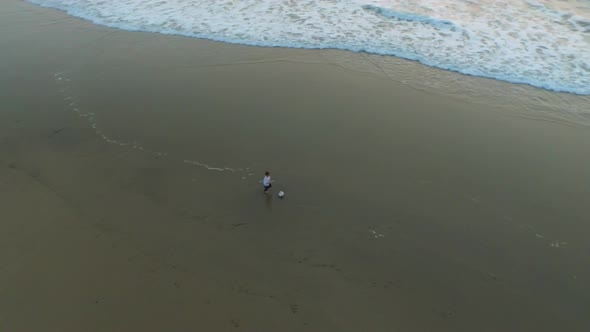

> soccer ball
[278,191,285,198]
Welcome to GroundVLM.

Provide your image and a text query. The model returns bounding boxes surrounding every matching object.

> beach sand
[1,1,589,331]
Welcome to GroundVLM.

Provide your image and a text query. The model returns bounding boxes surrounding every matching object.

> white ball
[278,191,285,198]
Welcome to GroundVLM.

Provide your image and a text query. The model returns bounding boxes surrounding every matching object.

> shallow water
[28,0,590,95]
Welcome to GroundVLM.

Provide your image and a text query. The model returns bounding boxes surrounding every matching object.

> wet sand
[1,0,589,331]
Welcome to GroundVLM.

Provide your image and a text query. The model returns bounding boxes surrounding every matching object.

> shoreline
[25,0,590,96]
[1,1,589,331]
[20,0,590,126]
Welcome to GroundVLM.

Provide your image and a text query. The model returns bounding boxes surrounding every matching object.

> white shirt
[263,176,271,186]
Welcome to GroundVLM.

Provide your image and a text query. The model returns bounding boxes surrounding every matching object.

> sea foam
[29,0,590,95]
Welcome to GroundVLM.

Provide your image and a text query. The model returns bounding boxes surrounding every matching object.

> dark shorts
[264,184,272,192]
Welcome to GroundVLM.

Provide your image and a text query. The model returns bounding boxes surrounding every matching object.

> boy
[263,171,272,193]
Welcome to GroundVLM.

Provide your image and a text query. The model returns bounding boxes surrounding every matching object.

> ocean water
[28,0,590,95]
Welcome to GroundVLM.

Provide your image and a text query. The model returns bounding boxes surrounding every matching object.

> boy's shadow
[264,193,273,212]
